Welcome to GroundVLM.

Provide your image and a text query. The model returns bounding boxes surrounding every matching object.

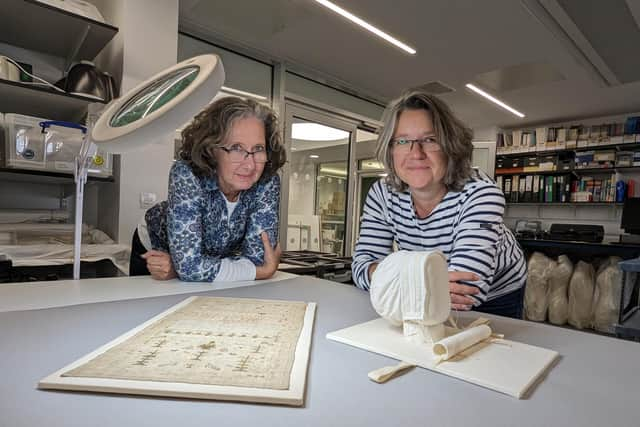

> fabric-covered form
[370,250,450,344]
[524,252,556,321]
[568,261,595,329]
[548,255,573,325]
[592,256,623,333]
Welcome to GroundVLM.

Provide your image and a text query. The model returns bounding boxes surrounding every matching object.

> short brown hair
[179,96,286,179]
[376,89,473,192]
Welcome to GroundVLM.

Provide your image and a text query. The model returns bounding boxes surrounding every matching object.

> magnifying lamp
[42,54,225,280]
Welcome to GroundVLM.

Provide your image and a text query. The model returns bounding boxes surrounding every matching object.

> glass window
[110,66,199,127]
[287,118,350,255]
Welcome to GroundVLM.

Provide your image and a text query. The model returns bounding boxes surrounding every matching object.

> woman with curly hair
[130,96,286,282]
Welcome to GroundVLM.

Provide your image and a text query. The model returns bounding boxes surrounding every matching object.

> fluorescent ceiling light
[309,154,320,159]
[320,167,347,177]
[314,0,416,55]
[292,122,349,141]
[220,86,268,101]
[465,83,525,118]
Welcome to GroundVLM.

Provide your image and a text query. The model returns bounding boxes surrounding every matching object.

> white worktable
[0,271,296,312]
[0,274,638,427]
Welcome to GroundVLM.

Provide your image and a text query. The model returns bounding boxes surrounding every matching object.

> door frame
[350,169,386,253]
[281,101,360,256]
[471,141,497,176]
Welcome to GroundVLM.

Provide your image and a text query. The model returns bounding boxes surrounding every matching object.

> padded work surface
[327,318,558,398]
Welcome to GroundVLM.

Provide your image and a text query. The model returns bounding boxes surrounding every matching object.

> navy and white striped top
[352,169,526,305]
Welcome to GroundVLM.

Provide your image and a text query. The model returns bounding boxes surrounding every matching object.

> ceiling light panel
[465,84,525,118]
[292,122,349,141]
[313,0,416,54]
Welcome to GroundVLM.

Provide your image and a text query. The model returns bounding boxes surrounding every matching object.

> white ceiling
[179,0,640,129]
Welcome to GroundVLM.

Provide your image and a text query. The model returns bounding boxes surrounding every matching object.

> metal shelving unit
[0,0,119,181]
[0,78,106,122]
[497,141,639,159]
[498,166,640,177]
[507,202,623,206]
[0,168,113,184]
[0,0,118,68]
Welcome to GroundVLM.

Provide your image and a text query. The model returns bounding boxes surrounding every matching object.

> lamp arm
[40,120,96,280]
[72,133,97,280]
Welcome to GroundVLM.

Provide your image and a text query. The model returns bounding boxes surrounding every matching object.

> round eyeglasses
[218,145,268,163]
[392,137,441,153]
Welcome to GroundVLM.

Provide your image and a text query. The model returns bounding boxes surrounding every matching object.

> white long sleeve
[213,257,257,282]
[210,198,257,282]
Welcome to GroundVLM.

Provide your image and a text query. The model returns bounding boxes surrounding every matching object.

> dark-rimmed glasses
[391,137,441,153]
[218,145,268,163]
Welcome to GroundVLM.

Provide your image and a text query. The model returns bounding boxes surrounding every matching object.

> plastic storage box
[43,123,113,178]
[1,113,112,178]
[3,113,47,170]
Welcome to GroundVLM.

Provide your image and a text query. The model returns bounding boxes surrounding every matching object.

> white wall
[92,0,179,243]
[473,125,499,142]
[91,0,124,88]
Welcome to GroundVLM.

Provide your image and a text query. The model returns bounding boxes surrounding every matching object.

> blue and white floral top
[145,160,280,282]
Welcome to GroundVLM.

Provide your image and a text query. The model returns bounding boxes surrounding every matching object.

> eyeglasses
[218,144,268,163]
[391,136,441,153]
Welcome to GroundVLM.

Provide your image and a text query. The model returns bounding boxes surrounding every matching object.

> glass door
[282,104,358,256]
[349,128,381,252]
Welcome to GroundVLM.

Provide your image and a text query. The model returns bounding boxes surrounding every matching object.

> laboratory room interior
[1,1,639,426]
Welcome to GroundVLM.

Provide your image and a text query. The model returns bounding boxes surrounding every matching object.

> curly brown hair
[376,89,474,192]
[178,96,286,179]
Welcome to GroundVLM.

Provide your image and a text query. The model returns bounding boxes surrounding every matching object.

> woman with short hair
[352,89,526,318]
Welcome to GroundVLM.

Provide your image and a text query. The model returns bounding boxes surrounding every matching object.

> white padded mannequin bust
[370,250,450,344]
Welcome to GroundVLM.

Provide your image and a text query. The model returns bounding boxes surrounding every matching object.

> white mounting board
[327,318,558,399]
[39,297,316,406]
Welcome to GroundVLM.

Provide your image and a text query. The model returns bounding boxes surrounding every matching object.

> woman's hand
[141,250,177,280]
[255,232,282,280]
[448,271,480,311]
